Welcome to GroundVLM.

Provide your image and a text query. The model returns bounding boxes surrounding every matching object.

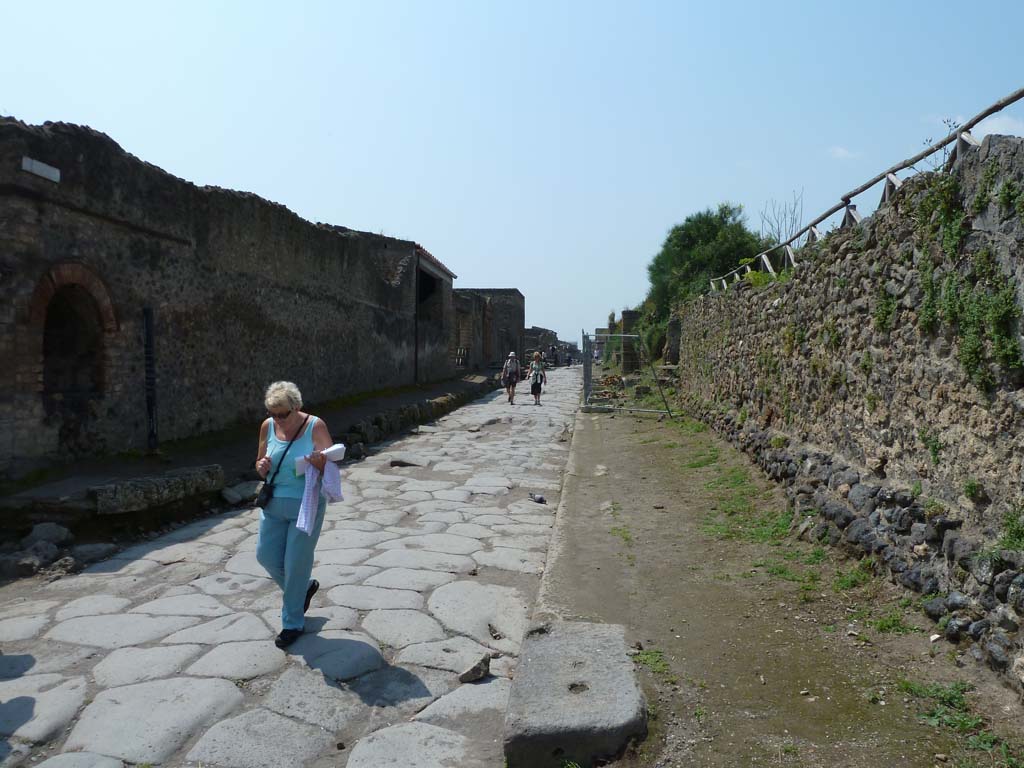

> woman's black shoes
[304,579,319,613]
[275,628,302,648]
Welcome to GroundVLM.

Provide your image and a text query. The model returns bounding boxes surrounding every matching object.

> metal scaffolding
[581,331,674,417]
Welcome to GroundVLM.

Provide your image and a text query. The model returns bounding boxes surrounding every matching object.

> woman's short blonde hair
[264,381,302,411]
[533,351,541,360]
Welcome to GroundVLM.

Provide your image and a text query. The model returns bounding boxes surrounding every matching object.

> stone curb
[505,407,648,767]
[534,407,583,620]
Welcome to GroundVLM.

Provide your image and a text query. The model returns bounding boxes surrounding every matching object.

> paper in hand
[294,443,347,475]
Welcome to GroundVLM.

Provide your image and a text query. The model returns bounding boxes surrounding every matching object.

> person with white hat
[501,352,521,404]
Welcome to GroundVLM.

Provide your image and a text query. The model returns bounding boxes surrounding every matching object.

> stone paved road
[0,368,581,768]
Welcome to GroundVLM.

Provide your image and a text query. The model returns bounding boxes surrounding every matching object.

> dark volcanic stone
[847,483,878,512]
[922,597,948,621]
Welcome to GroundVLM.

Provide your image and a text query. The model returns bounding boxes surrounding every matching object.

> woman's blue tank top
[266,416,317,499]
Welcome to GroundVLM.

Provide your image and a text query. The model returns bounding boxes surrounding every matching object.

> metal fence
[710,85,1024,292]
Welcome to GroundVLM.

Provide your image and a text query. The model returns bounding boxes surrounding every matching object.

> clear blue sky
[3,1,1022,343]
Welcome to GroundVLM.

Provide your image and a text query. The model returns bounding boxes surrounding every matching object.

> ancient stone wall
[451,290,489,370]
[460,289,524,367]
[0,119,455,476]
[673,134,1024,685]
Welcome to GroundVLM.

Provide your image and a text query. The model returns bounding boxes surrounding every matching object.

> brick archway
[28,262,118,332]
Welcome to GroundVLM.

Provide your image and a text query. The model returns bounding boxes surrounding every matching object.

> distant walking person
[254,381,332,648]
[502,352,521,404]
[530,351,547,405]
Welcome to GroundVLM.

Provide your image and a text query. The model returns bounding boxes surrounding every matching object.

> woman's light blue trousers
[255,495,326,631]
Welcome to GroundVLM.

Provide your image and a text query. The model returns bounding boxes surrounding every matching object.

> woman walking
[529,351,547,405]
[255,381,332,648]
[502,352,520,404]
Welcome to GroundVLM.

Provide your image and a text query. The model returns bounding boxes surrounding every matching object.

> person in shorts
[529,351,547,405]
[501,352,521,404]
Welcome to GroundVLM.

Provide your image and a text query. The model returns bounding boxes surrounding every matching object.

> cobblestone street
[0,367,581,767]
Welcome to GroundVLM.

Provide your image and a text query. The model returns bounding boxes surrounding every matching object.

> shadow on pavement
[0,653,37,762]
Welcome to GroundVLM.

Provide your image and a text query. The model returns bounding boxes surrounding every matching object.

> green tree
[646,203,771,321]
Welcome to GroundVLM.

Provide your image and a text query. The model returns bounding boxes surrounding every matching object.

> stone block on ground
[64,677,243,763]
[92,645,203,688]
[0,674,87,743]
[89,464,224,515]
[185,707,333,768]
[503,621,646,768]
[344,722,470,768]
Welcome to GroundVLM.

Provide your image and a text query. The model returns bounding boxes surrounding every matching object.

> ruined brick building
[450,288,525,370]
[0,119,518,479]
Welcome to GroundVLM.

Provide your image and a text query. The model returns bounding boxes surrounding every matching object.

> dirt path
[544,409,1022,767]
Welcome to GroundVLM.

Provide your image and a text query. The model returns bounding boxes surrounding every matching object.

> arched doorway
[41,285,107,454]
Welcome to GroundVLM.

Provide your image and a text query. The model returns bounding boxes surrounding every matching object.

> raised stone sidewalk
[0,368,581,767]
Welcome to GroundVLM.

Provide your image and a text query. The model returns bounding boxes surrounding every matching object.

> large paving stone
[333,520,384,532]
[36,753,124,768]
[473,547,545,574]
[489,535,550,551]
[364,549,476,574]
[289,630,385,680]
[317,529,400,550]
[191,572,269,595]
[302,605,359,632]
[197,527,251,548]
[503,621,647,768]
[345,469,405,483]
[428,581,528,655]
[396,490,432,502]
[396,636,499,674]
[0,674,87,743]
[348,665,453,719]
[363,568,457,592]
[399,480,453,492]
[54,596,130,622]
[433,489,473,502]
[310,564,380,588]
[224,550,267,578]
[186,707,333,768]
[376,533,481,555]
[46,615,199,649]
[403,500,463,516]
[81,558,159,576]
[492,523,552,535]
[0,600,59,619]
[446,523,496,539]
[418,510,465,524]
[65,677,243,763]
[345,722,469,768]
[314,547,374,566]
[92,645,203,688]
[362,609,446,648]
[0,615,49,642]
[161,613,270,644]
[264,666,364,730]
[414,676,512,730]
[123,541,227,566]
[130,594,230,617]
[327,585,423,610]
[185,641,286,680]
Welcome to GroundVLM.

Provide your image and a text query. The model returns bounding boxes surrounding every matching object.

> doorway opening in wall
[42,284,105,450]
[417,268,443,324]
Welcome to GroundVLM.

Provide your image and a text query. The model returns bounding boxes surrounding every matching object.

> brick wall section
[0,119,454,476]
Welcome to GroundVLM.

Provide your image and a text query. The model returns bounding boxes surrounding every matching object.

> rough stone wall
[673,134,1024,687]
[524,326,558,355]
[0,119,455,476]
[451,290,489,370]
[460,289,524,366]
